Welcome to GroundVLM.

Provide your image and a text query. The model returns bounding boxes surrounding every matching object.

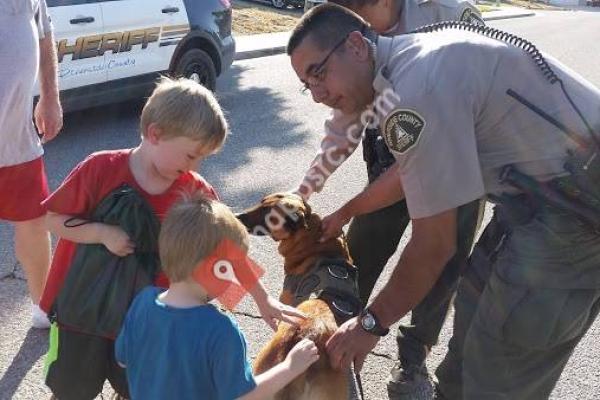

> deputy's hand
[326,316,380,372]
[290,186,310,202]
[256,295,307,331]
[319,208,351,242]
[100,224,135,257]
[34,96,63,143]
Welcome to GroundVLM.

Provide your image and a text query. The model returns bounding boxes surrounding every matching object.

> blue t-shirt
[115,287,256,400]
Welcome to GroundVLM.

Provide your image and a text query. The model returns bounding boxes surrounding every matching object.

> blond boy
[116,195,319,400]
[42,77,304,399]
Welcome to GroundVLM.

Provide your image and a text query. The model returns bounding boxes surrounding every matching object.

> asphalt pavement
[2,8,600,400]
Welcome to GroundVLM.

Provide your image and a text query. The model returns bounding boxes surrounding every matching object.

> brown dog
[237,193,359,400]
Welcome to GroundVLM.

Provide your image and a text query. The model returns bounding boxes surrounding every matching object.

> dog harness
[283,258,362,325]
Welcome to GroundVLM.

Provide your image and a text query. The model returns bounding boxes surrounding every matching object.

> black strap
[64,217,92,228]
[353,362,366,400]
[289,258,362,323]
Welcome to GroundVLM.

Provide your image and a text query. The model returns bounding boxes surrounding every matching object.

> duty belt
[283,258,362,325]
[496,164,600,233]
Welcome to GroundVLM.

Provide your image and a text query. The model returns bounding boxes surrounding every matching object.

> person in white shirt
[0,0,63,328]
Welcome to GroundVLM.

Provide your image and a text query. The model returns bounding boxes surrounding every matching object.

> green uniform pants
[436,208,600,399]
[347,198,483,367]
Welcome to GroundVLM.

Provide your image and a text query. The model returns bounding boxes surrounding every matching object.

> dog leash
[344,227,365,400]
[353,362,366,400]
[332,230,365,399]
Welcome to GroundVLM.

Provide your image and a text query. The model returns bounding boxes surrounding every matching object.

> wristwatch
[359,308,389,337]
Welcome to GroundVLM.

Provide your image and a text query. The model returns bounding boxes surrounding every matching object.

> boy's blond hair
[159,192,249,283]
[141,76,228,151]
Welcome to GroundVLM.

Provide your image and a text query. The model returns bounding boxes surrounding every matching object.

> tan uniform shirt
[299,0,479,196]
[374,32,600,218]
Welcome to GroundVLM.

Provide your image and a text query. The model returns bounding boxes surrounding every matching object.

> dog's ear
[302,200,312,225]
[283,199,312,232]
[296,200,312,230]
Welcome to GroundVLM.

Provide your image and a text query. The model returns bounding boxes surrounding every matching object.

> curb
[483,11,536,21]
[235,45,287,61]
[233,10,536,61]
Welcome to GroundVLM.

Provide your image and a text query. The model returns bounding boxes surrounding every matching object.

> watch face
[362,313,376,330]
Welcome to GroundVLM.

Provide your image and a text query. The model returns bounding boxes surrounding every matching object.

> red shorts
[0,157,49,221]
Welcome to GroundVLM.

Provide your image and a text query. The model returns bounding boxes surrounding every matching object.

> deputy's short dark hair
[287,3,368,56]
[328,0,379,9]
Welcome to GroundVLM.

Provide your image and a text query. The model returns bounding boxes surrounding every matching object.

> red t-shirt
[39,149,219,313]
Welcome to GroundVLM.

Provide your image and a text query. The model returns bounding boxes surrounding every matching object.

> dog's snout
[235,212,251,230]
[236,211,269,236]
[236,193,310,238]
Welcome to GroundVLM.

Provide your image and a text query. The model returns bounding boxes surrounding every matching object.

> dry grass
[231,0,563,36]
[232,0,302,35]
[476,4,500,12]
[478,0,563,10]
[504,0,564,10]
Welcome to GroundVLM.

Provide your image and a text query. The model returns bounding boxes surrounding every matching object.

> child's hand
[286,338,319,374]
[256,296,307,331]
[100,224,135,257]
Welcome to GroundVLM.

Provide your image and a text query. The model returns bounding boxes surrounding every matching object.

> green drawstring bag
[53,184,160,339]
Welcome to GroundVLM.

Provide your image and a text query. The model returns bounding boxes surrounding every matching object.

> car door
[100,0,188,82]
[46,0,106,90]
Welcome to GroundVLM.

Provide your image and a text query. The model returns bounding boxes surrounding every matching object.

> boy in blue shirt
[116,195,319,399]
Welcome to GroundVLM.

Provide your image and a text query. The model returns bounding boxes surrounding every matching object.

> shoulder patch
[383,109,425,154]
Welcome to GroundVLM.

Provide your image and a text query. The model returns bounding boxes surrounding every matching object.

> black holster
[500,154,600,233]
[489,192,538,227]
[363,127,396,183]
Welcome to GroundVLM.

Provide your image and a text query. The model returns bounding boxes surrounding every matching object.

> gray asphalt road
[2,9,600,400]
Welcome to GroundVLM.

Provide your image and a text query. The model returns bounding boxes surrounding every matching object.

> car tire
[271,0,286,9]
[173,49,217,91]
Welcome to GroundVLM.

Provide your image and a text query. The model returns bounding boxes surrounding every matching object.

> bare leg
[14,215,51,303]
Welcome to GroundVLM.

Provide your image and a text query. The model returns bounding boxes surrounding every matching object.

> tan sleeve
[297,109,364,199]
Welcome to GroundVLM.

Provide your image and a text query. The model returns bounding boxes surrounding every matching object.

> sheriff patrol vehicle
[41,0,235,111]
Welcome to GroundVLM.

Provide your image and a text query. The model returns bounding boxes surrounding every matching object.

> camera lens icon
[213,260,242,286]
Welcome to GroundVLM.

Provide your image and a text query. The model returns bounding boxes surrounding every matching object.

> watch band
[360,308,389,337]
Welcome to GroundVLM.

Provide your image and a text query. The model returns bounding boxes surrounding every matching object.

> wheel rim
[184,63,210,86]
[272,0,285,8]
[189,72,201,84]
